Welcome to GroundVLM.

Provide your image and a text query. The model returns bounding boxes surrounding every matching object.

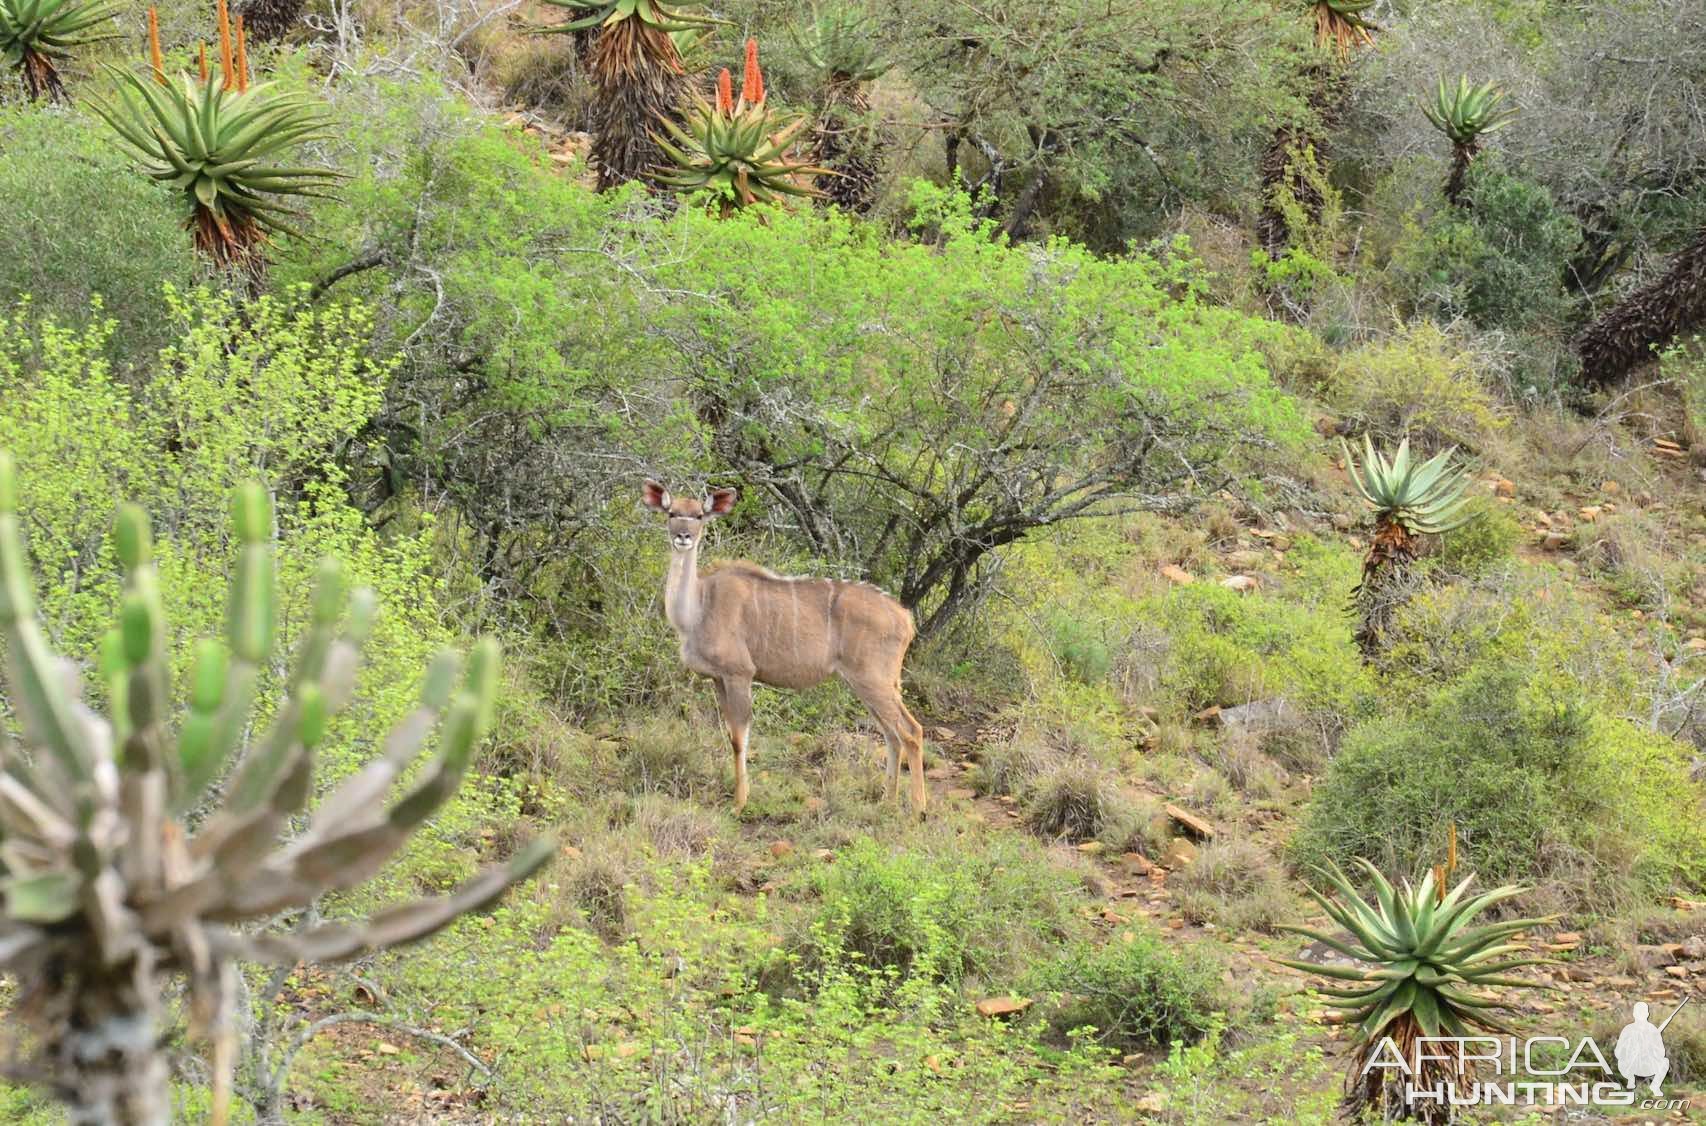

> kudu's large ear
[706,487,738,516]
[642,479,671,512]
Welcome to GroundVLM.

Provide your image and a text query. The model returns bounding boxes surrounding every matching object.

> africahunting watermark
[1364,994,1693,1111]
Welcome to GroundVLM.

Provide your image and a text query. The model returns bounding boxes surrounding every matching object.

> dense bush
[1030,928,1228,1051]
[1293,666,1706,907]
[807,837,1081,993]
[1323,321,1507,451]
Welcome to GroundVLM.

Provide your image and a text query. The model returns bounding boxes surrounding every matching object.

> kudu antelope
[641,480,927,814]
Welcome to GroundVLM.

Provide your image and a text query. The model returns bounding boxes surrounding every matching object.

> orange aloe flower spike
[741,38,764,106]
[716,67,733,115]
[199,42,209,83]
[235,13,248,93]
[147,7,165,85]
[216,0,235,90]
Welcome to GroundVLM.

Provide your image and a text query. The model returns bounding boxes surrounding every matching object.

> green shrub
[1048,612,1113,685]
[1293,666,1706,908]
[1431,493,1520,577]
[1139,574,1375,722]
[1030,928,1226,1051]
[0,106,193,368]
[808,836,1082,992]
[1324,320,1507,452]
[1388,158,1580,337]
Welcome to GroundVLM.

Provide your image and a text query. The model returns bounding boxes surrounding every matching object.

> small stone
[1542,532,1569,551]
[1219,574,1259,593]
[769,840,794,859]
[1193,705,1222,724]
[933,726,958,741]
[1578,506,1601,522]
[1666,965,1690,979]
[1121,851,1157,875]
[1076,840,1106,855]
[1601,480,1621,495]
[1330,512,1354,531]
[1553,931,1582,944]
[1164,838,1199,868]
[1494,478,1516,498]
[1168,917,1185,930]
[813,848,836,862]
[1686,639,1706,652]
[375,1041,401,1055]
[1160,564,1195,585]
[946,787,976,801]
[975,996,1032,1019]
[1269,534,1293,552]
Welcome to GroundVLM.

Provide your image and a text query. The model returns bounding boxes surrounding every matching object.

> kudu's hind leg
[715,677,754,811]
[848,674,927,815]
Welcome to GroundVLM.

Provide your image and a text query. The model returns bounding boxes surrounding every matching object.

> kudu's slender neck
[664,544,703,634]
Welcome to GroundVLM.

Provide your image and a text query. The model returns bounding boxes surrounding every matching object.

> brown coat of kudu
[641,480,926,813]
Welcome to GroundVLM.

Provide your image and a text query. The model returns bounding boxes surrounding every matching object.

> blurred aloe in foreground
[0,451,553,1125]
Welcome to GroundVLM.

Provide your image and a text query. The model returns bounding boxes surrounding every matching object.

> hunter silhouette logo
[1616,996,1687,1096]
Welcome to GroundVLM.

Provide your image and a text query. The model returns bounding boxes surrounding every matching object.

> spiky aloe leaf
[0,0,122,100]
[656,97,831,211]
[89,67,342,272]
[792,3,890,82]
[1342,436,1474,536]
[1276,860,1555,1064]
[1422,75,1516,146]
[533,0,716,35]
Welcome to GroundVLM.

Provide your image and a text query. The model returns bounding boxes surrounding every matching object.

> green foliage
[1325,321,1507,450]
[807,837,1080,994]
[1293,666,1706,907]
[1030,927,1227,1050]
[1431,493,1520,578]
[1138,568,1375,720]
[792,2,889,81]
[1388,160,1581,343]
[0,106,193,365]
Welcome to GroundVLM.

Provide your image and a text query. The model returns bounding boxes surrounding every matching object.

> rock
[946,787,976,801]
[1330,512,1354,531]
[1164,838,1199,868]
[1269,535,1293,552]
[1601,480,1620,495]
[1578,506,1601,522]
[1135,1091,1168,1112]
[1121,852,1157,875]
[1541,532,1569,551]
[1493,477,1516,498]
[1634,944,1678,970]
[1192,705,1222,724]
[975,996,1032,1019]
[813,848,836,862]
[769,840,794,859]
[1686,639,1706,653]
[1164,803,1216,840]
[1682,936,1706,959]
[1076,840,1106,855]
[1219,574,1260,593]
[1666,965,1690,979]
[1160,564,1195,585]
[1215,698,1306,740]
[1226,549,1266,570]
[1168,917,1185,930]
[933,726,958,741]
[1084,871,1117,899]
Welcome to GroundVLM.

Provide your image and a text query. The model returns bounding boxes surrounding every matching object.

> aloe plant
[89,1,341,275]
[0,0,121,101]
[655,39,828,214]
[1342,435,1473,655]
[1277,861,1553,1122]
[1422,76,1516,204]
[0,451,553,1123]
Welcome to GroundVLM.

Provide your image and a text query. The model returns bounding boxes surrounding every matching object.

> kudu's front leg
[715,676,754,811]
